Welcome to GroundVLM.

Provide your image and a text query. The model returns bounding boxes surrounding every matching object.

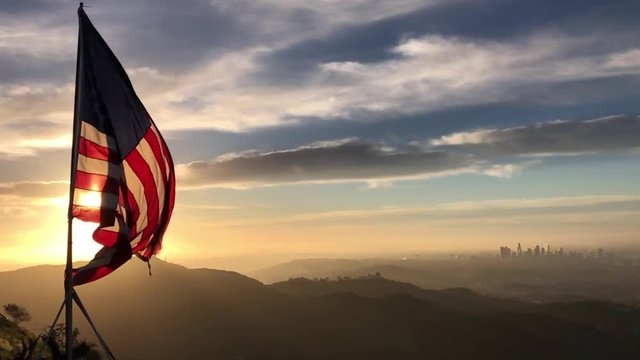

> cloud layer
[178,139,476,188]
[178,114,640,188]
[3,0,640,160]
[0,181,67,198]
[2,1,639,194]
[0,181,67,218]
[431,114,640,156]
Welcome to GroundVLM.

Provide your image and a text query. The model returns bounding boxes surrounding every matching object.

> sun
[76,190,102,208]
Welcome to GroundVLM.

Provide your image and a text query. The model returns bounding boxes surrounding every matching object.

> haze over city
[1,0,639,273]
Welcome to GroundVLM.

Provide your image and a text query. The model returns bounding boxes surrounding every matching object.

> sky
[1,0,639,272]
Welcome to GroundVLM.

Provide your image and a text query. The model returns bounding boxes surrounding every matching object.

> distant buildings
[499,246,511,257]
[498,244,608,260]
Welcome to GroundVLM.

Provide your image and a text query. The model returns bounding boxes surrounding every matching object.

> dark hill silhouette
[251,258,366,283]
[2,259,640,359]
[252,257,640,303]
[271,275,525,313]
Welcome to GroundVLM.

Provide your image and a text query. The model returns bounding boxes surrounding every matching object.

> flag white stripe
[150,125,171,181]
[137,137,166,212]
[123,159,149,235]
[130,233,143,251]
[77,154,108,176]
[80,121,111,147]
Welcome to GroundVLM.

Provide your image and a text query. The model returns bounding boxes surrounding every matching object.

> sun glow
[76,190,102,208]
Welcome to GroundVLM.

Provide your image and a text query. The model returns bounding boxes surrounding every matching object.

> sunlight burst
[76,190,102,208]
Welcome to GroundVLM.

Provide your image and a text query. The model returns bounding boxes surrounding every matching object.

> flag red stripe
[93,228,120,247]
[124,187,140,237]
[72,245,132,286]
[140,128,176,258]
[72,206,101,223]
[132,235,146,254]
[143,127,168,183]
[144,165,175,258]
[157,128,176,214]
[78,137,112,161]
[125,148,160,252]
[74,170,107,192]
[136,124,174,258]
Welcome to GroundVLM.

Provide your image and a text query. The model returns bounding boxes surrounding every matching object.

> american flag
[71,8,175,285]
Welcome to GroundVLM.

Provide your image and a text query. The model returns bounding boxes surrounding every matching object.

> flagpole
[65,3,84,359]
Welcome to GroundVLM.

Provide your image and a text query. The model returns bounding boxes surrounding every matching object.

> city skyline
[499,243,608,259]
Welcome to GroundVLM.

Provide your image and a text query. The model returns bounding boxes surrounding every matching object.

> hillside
[1,260,640,359]
[271,275,526,313]
[253,256,640,303]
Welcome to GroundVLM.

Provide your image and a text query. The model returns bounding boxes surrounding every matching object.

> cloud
[0,181,68,217]
[253,0,640,85]
[0,16,74,59]
[176,204,238,211]
[1,206,37,218]
[204,194,640,228]
[0,82,74,157]
[0,181,68,198]
[430,114,640,156]
[607,49,640,69]
[0,11,76,84]
[176,112,639,189]
[0,0,434,78]
[3,0,640,160]
[191,33,640,134]
[480,162,534,178]
[435,195,640,212]
[177,138,478,188]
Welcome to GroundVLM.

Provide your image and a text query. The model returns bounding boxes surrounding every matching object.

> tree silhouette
[2,303,31,325]
[13,335,41,360]
[42,324,102,360]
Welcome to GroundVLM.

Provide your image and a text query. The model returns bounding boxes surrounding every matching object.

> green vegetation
[0,303,100,360]
[40,324,101,360]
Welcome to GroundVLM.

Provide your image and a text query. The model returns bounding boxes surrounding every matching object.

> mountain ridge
[2,259,640,359]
